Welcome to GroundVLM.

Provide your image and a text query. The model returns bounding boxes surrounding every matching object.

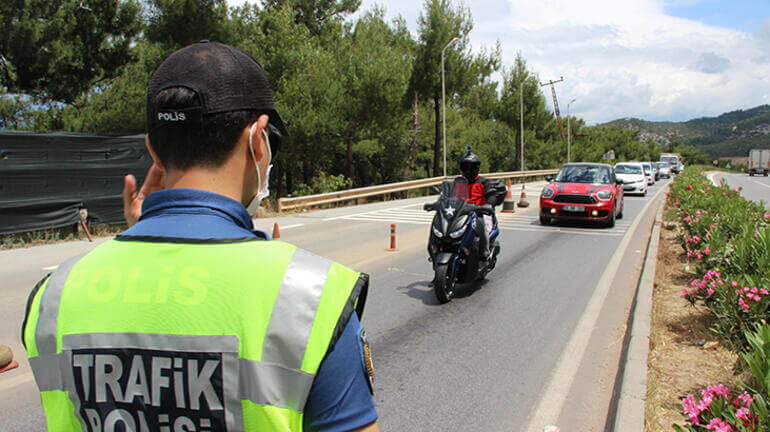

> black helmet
[460,146,481,180]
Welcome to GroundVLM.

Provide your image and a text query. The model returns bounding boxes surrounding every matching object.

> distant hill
[605,105,770,157]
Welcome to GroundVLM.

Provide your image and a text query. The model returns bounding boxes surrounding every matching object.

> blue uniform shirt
[122,188,378,431]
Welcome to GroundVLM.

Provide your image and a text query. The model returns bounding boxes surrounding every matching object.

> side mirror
[616,178,624,185]
[545,176,553,182]
[429,186,440,195]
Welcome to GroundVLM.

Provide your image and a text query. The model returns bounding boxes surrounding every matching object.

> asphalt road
[712,171,770,208]
[0,178,669,431]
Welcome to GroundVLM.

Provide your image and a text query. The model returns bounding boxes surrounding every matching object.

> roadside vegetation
[648,168,770,431]
[0,0,708,200]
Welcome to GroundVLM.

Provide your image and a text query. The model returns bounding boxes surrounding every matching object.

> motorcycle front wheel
[434,263,456,303]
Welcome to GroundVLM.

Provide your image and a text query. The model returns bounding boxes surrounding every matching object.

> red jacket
[456,175,507,207]
[466,176,487,205]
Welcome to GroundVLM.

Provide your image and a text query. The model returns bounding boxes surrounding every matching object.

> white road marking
[276,223,305,230]
[752,180,770,189]
[336,207,631,237]
[523,182,669,431]
[42,265,58,271]
[322,202,425,221]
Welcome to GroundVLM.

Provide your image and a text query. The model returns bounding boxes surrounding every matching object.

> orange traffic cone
[517,184,530,208]
[501,180,516,213]
[0,345,18,373]
[272,222,280,239]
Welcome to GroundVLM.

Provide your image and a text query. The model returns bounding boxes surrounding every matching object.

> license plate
[562,205,584,212]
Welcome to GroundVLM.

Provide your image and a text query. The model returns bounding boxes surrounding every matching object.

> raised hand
[122,163,164,227]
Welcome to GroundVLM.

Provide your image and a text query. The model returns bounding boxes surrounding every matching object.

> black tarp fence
[0,131,151,234]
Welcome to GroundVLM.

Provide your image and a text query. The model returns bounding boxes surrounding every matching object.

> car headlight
[541,187,555,199]
[449,216,469,238]
[596,190,612,201]
[432,224,443,238]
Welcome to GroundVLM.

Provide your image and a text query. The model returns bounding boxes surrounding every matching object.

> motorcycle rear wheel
[434,263,456,303]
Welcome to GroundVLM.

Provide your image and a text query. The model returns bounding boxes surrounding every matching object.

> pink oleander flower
[744,287,751,292]
[681,289,689,298]
[736,407,750,420]
[751,287,758,294]
[691,280,698,287]
[739,298,750,311]
[753,295,762,302]
[699,391,714,410]
[683,394,701,425]
[707,288,715,296]
[686,185,693,190]
[705,245,710,255]
[761,289,769,295]
[706,232,711,239]
[765,213,769,219]
[738,392,753,407]
[731,281,738,287]
[697,252,703,260]
[706,418,732,432]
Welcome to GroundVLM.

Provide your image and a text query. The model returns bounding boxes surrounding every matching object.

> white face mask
[246,123,273,216]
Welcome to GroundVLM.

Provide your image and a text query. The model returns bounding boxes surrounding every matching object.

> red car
[539,162,624,227]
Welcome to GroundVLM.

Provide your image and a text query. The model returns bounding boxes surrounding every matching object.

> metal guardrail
[277,169,558,212]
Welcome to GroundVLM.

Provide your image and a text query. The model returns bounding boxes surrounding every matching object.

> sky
[232,0,770,125]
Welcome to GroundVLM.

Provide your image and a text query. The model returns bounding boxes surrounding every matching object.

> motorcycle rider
[457,148,506,259]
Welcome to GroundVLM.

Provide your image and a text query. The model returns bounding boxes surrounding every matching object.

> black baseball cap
[146,40,288,141]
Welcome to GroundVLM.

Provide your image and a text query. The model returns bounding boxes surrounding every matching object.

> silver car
[656,162,672,178]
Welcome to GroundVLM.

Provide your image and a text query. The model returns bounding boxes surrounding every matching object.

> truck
[660,153,684,174]
[748,149,770,176]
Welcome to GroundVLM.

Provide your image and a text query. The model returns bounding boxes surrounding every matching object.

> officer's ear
[144,135,164,171]
[243,114,270,164]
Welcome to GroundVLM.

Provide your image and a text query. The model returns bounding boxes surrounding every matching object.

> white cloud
[358,0,770,124]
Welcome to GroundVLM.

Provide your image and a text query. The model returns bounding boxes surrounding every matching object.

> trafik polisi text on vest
[72,350,225,432]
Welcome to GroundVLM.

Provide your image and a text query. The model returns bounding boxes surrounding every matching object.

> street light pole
[441,37,460,178]
[519,76,536,171]
[567,99,577,162]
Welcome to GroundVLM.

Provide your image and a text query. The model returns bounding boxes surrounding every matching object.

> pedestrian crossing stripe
[336,205,630,237]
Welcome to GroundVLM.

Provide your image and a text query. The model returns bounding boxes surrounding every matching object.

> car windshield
[661,157,677,165]
[659,162,670,168]
[615,165,642,174]
[555,165,611,184]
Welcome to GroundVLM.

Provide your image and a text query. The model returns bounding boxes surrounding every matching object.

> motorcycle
[424,178,501,303]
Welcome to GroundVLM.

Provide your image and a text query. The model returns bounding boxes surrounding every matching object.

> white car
[640,162,655,185]
[656,162,672,178]
[614,163,647,195]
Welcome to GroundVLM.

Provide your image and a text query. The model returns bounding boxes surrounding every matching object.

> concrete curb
[612,193,666,431]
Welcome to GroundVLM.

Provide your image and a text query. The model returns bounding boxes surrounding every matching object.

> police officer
[22,41,379,431]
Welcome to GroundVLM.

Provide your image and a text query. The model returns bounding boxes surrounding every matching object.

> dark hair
[148,87,258,171]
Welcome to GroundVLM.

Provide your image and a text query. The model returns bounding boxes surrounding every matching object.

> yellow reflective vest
[23,237,368,431]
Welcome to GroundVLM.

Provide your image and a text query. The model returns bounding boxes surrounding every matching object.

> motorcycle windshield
[438,178,469,220]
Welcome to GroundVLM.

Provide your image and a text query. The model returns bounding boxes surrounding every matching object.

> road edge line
[609,189,665,431]
[523,184,669,432]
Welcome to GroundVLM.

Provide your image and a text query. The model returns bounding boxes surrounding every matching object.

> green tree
[498,53,553,170]
[144,0,234,49]
[336,9,412,183]
[410,0,499,176]
[262,0,361,35]
[61,41,166,134]
[0,0,142,103]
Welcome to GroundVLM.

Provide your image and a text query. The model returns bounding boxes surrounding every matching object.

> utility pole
[441,37,460,178]
[540,77,565,139]
[567,98,576,162]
